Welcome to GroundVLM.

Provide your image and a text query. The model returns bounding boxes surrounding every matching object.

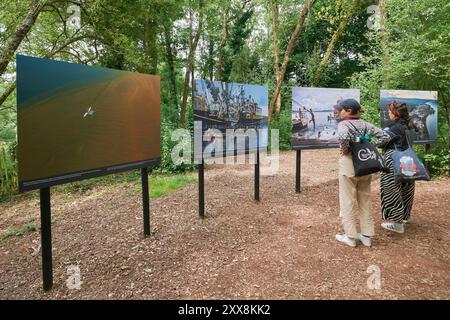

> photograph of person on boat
[291,87,360,149]
[380,90,438,144]
[194,80,269,157]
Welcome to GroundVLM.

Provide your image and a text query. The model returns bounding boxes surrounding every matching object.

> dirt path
[0,150,449,299]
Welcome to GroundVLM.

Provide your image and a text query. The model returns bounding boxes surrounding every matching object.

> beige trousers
[338,155,375,238]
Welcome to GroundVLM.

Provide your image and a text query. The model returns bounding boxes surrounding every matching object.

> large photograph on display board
[380,90,438,144]
[17,55,161,192]
[193,80,269,158]
[291,87,360,149]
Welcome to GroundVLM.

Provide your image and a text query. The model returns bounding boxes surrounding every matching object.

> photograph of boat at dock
[194,80,269,157]
[291,87,360,149]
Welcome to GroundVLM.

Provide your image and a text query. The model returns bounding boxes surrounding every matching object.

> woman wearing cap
[334,99,390,247]
[379,101,416,234]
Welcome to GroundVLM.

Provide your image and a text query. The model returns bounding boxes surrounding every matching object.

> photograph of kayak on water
[193,80,269,158]
[291,87,360,149]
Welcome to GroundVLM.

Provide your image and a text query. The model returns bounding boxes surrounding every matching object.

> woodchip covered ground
[0,150,449,299]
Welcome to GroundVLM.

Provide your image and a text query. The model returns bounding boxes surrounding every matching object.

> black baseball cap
[333,99,362,113]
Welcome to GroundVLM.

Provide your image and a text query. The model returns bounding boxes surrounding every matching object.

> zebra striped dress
[380,147,416,223]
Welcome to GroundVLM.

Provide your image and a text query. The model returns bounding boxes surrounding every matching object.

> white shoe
[357,234,372,247]
[335,234,357,247]
[381,222,405,234]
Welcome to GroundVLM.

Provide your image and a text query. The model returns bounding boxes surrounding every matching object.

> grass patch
[55,170,196,198]
[0,227,20,241]
[0,215,39,242]
[147,173,196,199]
[0,225,35,241]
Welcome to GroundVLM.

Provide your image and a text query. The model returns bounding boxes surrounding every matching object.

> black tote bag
[391,134,431,183]
[347,122,386,177]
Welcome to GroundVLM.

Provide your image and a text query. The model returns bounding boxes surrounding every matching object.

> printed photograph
[193,80,269,158]
[380,90,438,144]
[17,55,161,190]
[1,0,448,304]
[291,87,360,149]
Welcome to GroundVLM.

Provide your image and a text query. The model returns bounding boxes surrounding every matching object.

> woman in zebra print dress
[380,101,416,234]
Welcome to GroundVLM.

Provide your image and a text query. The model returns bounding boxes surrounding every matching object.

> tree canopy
[0,0,449,193]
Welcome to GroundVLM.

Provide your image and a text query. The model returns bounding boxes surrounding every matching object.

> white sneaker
[357,234,372,247]
[335,234,357,247]
[381,221,405,234]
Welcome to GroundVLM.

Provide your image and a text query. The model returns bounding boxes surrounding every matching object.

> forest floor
[0,150,449,300]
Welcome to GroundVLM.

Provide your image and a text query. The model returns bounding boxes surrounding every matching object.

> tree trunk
[312,0,364,87]
[149,19,159,74]
[146,12,159,74]
[379,0,390,88]
[144,13,159,74]
[143,13,150,71]
[179,1,204,128]
[179,69,191,128]
[269,0,282,116]
[312,20,347,86]
[216,5,230,81]
[268,0,316,122]
[209,36,214,81]
[0,0,46,77]
[0,82,16,109]
[163,24,178,115]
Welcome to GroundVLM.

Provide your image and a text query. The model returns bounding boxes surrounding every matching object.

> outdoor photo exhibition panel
[193,79,269,217]
[16,55,161,290]
[380,89,439,173]
[291,87,360,192]
[380,90,438,145]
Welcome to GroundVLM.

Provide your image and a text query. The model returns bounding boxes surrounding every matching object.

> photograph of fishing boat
[194,80,269,157]
[380,90,438,144]
[291,87,360,149]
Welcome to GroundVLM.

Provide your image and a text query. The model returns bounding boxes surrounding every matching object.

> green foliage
[0,143,17,200]
[222,7,255,82]
[229,45,258,84]
[384,0,450,93]
[270,109,292,150]
[350,0,450,176]
[424,149,450,176]
[158,119,196,173]
[1,0,449,202]
[349,54,384,126]
[287,0,374,89]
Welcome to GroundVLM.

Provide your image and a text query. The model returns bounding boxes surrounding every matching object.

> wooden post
[40,187,53,291]
[296,150,302,193]
[141,168,150,237]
